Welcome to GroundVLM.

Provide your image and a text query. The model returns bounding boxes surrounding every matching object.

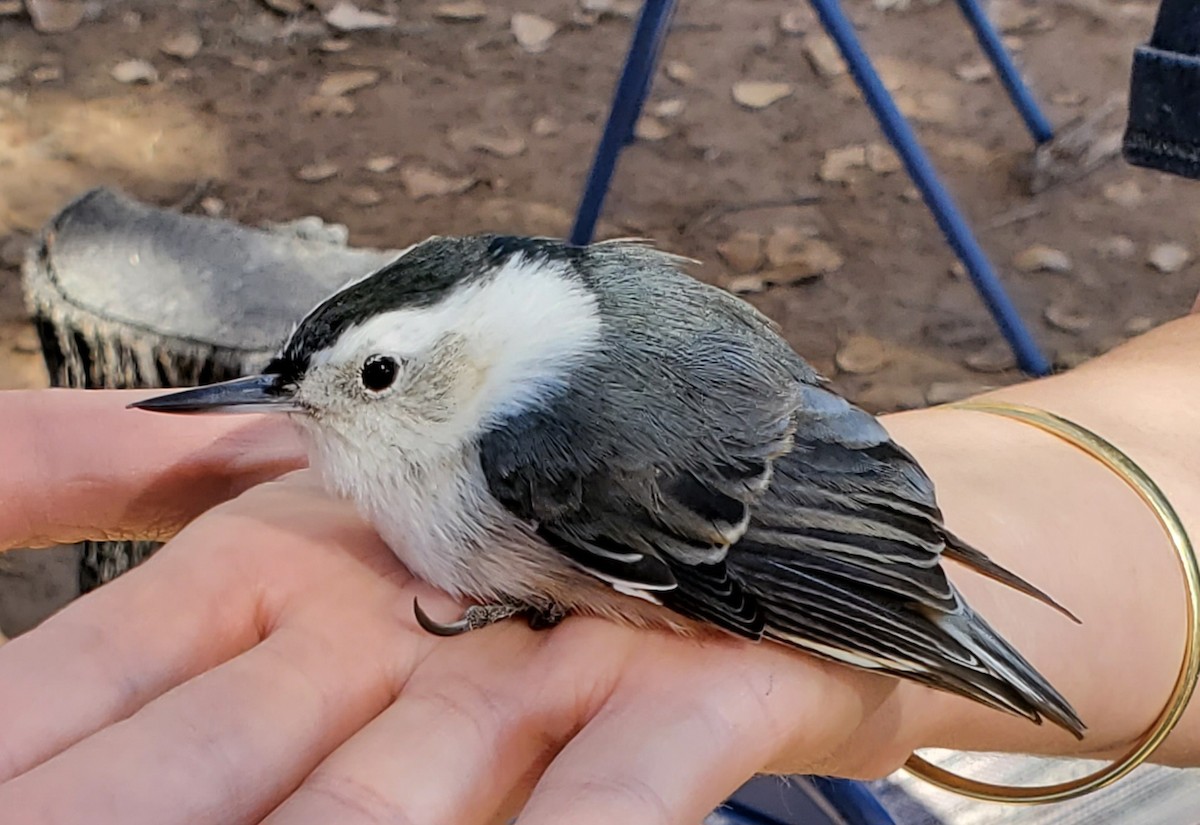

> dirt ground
[0,0,1195,636]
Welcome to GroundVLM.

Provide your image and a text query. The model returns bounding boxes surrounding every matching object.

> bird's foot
[412,598,569,637]
[413,598,524,637]
[525,603,568,631]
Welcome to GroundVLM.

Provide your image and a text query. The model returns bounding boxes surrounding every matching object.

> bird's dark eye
[360,355,398,393]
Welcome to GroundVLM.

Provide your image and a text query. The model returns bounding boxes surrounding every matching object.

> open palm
[0,391,921,825]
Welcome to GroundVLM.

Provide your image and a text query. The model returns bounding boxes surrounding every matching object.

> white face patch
[311,251,602,429]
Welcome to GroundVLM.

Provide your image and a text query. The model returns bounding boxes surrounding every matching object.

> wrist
[882,388,1196,762]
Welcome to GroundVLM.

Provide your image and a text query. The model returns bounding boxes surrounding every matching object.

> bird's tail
[927,599,1086,738]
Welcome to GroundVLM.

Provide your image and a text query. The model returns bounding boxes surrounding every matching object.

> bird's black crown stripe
[281,235,585,373]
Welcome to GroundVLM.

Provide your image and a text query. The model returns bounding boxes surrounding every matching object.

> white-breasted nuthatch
[135,235,1084,737]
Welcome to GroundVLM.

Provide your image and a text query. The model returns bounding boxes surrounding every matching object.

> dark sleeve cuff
[1123,0,1200,179]
[1123,45,1200,179]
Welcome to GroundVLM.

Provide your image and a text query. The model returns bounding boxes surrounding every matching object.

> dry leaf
[449,126,527,158]
[364,155,398,172]
[1148,243,1192,274]
[1013,244,1071,273]
[27,0,84,33]
[732,81,793,109]
[633,116,670,142]
[512,12,557,53]
[436,0,487,21]
[296,161,340,182]
[317,69,381,96]
[161,31,202,60]
[111,59,158,84]
[401,165,476,199]
[324,1,397,31]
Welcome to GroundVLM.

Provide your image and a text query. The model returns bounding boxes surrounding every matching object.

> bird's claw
[412,598,524,637]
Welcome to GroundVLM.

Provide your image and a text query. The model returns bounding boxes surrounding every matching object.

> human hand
[0,392,930,824]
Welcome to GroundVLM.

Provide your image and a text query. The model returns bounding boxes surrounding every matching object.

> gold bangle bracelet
[903,401,1200,804]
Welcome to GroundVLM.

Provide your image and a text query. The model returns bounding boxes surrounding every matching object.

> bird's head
[133,236,604,466]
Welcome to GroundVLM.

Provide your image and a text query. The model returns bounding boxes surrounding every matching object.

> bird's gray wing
[478,245,812,638]
[722,383,1082,734]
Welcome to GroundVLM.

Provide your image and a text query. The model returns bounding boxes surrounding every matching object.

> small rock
[364,154,398,173]
[717,231,764,273]
[1148,242,1192,274]
[948,260,967,279]
[865,142,902,174]
[724,274,767,294]
[954,61,992,83]
[1102,180,1143,209]
[320,38,352,53]
[649,98,685,119]
[296,161,339,182]
[1094,235,1135,260]
[1013,244,1072,273]
[199,196,225,216]
[1124,316,1155,337]
[512,12,557,53]
[803,34,846,78]
[449,126,527,157]
[819,144,867,184]
[27,0,84,33]
[323,1,397,31]
[778,8,809,35]
[1044,301,1091,333]
[111,59,158,84]
[317,69,381,96]
[302,95,356,116]
[160,30,202,60]
[732,80,793,109]
[531,115,562,136]
[836,335,889,375]
[665,60,694,84]
[965,344,1016,373]
[400,166,476,199]
[30,65,63,83]
[347,185,383,206]
[435,0,487,21]
[262,0,305,13]
[633,116,670,142]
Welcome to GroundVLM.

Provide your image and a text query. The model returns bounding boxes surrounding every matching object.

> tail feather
[932,602,1086,738]
[943,533,1081,624]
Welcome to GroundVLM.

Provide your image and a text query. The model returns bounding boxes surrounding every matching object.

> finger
[517,642,876,825]
[265,616,633,825]
[0,474,369,783]
[0,620,404,825]
[1,389,304,550]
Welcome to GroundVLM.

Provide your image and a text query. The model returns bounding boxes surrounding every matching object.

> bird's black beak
[129,373,299,415]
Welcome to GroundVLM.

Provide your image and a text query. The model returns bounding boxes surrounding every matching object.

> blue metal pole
[954,0,1055,144]
[808,0,1051,376]
[571,0,677,245]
